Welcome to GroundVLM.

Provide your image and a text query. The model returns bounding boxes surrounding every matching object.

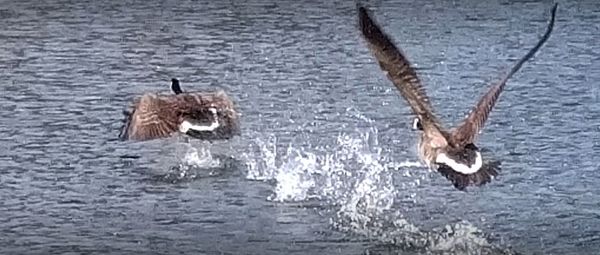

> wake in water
[241,122,515,254]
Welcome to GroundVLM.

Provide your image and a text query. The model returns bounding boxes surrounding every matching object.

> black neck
[171,78,183,94]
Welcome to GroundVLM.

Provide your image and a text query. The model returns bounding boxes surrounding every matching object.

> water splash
[338,212,514,254]
[241,126,514,254]
[242,126,399,203]
[243,133,278,181]
[155,143,223,183]
[180,144,221,169]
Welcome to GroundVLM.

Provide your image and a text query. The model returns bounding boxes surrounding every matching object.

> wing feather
[119,94,181,141]
[452,3,557,145]
[119,90,240,141]
[358,5,447,146]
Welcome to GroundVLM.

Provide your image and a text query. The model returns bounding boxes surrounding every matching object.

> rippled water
[1,0,599,254]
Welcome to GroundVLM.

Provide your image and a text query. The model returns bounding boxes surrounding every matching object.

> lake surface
[1,0,599,254]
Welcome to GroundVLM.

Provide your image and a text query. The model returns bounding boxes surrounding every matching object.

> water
[1,0,599,254]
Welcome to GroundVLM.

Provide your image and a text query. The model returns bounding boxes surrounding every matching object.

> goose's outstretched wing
[358,5,447,147]
[119,94,181,141]
[452,3,557,146]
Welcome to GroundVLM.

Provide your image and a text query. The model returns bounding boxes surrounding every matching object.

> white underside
[435,151,483,174]
[179,108,220,133]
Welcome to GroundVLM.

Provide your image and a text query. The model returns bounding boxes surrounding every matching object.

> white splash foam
[181,145,221,169]
[270,149,319,201]
[158,142,223,182]
[243,134,278,181]
[429,222,493,251]
[387,160,423,169]
[335,128,396,215]
[242,126,401,207]
[345,106,375,124]
[240,122,508,253]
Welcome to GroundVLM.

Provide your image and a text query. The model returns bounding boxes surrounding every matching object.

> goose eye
[412,118,423,131]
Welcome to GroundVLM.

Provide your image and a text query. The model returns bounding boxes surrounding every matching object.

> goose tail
[436,161,501,191]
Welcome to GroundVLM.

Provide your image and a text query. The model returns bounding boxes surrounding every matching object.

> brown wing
[119,94,182,141]
[452,3,557,146]
[120,90,241,141]
[358,5,448,147]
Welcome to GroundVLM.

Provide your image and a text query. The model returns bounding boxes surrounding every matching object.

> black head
[171,78,183,94]
[465,143,479,151]
[412,117,423,131]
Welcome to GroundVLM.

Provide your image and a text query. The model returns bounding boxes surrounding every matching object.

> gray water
[1,0,599,254]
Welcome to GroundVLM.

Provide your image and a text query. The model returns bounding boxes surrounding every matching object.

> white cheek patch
[178,108,220,133]
[435,151,482,174]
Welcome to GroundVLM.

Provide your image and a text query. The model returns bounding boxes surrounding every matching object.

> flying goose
[119,78,240,141]
[358,4,556,190]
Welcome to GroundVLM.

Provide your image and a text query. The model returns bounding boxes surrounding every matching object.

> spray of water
[240,121,513,254]
[155,142,224,183]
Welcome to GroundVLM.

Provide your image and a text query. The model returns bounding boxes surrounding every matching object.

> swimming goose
[119,78,240,141]
[358,4,556,190]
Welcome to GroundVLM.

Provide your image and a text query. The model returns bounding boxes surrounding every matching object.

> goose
[357,4,556,190]
[119,78,240,141]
